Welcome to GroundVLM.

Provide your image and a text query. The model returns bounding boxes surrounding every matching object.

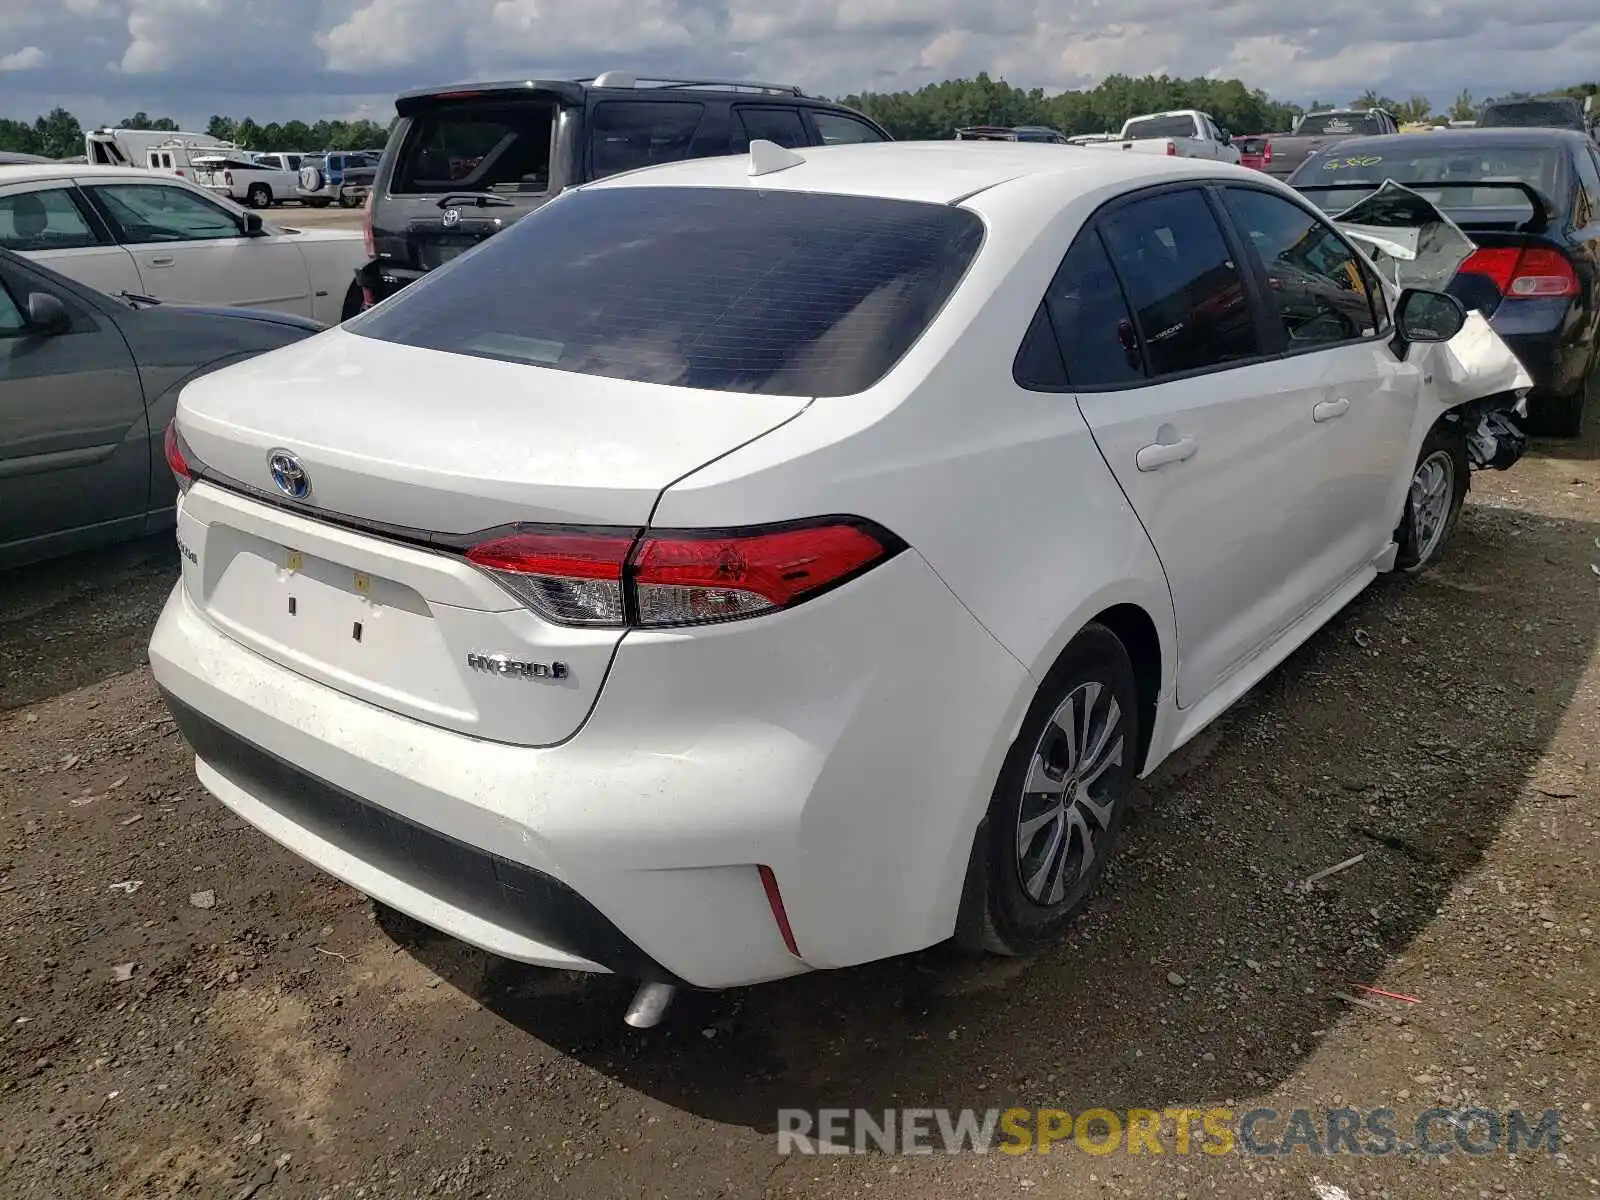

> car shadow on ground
[384,468,1600,1136]
[0,534,177,711]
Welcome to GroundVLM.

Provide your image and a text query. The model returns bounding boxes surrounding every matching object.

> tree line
[2,74,1596,161]
[0,109,391,160]
[840,74,1600,139]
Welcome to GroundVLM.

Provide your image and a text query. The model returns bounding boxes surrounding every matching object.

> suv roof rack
[580,70,807,97]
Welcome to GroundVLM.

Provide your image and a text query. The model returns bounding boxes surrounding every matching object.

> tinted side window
[734,107,807,152]
[1099,189,1260,376]
[0,188,102,252]
[813,112,888,145]
[1222,187,1379,347]
[1042,230,1144,387]
[591,101,707,180]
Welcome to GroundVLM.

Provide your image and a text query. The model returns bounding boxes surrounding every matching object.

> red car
[1234,134,1273,172]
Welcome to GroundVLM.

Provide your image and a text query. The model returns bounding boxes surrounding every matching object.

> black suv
[355,71,892,305]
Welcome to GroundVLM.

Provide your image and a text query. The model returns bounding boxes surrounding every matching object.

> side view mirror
[240,211,266,236]
[1394,288,1467,350]
[1220,129,1233,145]
[26,292,70,335]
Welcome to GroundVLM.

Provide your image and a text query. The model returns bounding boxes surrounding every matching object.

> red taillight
[758,865,801,958]
[362,190,375,260]
[1263,140,1272,165]
[465,531,632,626]
[631,521,891,626]
[461,518,901,628]
[164,420,193,492]
[1166,141,1177,156]
[1460,246,1579,299]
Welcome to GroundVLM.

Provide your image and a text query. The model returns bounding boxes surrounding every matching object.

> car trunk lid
[172,327,809,745]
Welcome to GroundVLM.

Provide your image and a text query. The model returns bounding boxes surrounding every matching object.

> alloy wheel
[1014,680,1127,907]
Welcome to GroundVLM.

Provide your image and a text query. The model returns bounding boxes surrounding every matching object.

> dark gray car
[0,248,323,568]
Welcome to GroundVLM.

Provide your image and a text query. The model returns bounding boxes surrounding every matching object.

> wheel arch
[1091,602,1163,774]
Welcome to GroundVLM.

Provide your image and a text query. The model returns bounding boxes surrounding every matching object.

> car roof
[1298,127,1591,155]
[0,164,182,185]
[584,140,1258,206]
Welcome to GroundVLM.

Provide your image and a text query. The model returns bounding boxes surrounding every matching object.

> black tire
[246,184,272,209]
[339,281,364,322]
[337,188,361,209]
[1552,358,1595,439]
[1393,418,1469,574]
[957,622,1140,956]
[305,198,332,209]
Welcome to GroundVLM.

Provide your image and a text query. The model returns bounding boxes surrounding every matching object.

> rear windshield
[1295,112,1387,137]
[1122,115,1197,141]
[1478,101,1585,130]
[1295,143,1566,215]
[347,186,984,397]
[395,103,555,194]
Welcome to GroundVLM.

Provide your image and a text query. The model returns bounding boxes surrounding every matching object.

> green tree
[1449,89,1476,122]
[32,107,82,159]
[206,114,237,142]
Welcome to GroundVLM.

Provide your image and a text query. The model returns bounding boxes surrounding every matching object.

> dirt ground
[2,418,1598,1200]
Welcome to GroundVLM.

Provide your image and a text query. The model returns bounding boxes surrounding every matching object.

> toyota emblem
[267,449,311,500]
[441,207,461,228]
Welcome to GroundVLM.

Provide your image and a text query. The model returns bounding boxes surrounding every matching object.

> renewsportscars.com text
[776,1107,1561,1157]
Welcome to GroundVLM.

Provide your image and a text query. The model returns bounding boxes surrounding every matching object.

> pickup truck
[191,153,300,208]
[1085,110,1242,163]
[1263,108,1398,179]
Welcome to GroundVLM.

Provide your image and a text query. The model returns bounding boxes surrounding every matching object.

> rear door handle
[1313,397,1351,422]
[146,255,175,267]
[1135,437,1198,471]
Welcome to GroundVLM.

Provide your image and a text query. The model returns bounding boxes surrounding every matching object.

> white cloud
[0,0,1595,127]
[0,46,47,72]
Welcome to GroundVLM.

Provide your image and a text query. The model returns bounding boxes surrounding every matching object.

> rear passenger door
[588,100,717,180]
[1046,186,1377,707]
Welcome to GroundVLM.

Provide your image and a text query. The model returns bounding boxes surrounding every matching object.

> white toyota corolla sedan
[149,139,1492,1020]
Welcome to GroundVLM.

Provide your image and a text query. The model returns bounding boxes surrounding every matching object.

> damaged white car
[149,147,1534,1023]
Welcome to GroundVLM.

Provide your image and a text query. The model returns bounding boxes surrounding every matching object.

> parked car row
[9,72,1595,1030]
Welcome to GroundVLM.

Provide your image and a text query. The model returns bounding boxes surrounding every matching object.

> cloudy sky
[1,0,1597,129]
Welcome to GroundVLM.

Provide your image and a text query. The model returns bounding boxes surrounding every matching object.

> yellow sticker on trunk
[285,550,302,573]
[353,572,371,594]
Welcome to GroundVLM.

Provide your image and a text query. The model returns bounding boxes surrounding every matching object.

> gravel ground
[1,420,1597,1199]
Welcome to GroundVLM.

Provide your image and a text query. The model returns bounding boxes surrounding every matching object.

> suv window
[0,188,102,252]
[590,101,708,180]
[89,184,241,243]
[1099,189,1260,376]
[349,186,984,398]
[734,106,808,152]
[1016,230,1144,389]
[1222,187,1380,347]
[395,103,555,194]
[810,111,886,146]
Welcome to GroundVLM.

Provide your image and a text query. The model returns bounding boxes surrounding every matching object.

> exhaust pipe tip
[623,982,678,1029]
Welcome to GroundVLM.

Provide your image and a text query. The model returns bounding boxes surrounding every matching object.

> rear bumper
[148,543,1028,988]
[1494,304,1592,413]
